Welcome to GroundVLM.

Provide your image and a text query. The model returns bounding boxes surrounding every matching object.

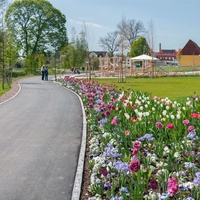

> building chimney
[159,43,161,52]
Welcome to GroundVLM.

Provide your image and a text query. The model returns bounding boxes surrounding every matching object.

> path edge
[71,89,87,200]
[0,81,22,105]
[55,82,86,200]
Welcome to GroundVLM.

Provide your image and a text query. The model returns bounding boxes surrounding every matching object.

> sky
[10,0,200,52]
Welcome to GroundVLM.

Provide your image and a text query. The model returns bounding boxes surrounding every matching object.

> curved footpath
[0,76,86,200]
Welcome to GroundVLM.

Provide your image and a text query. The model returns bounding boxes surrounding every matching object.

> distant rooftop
[180,39,200,55]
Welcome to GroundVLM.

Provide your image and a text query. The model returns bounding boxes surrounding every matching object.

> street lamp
[86,59,91,81]
[89,60,91,80]
[54,52,57,81]
[86,60,89,81]
[60,55,66,75]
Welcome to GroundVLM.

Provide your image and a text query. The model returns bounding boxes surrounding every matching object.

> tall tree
[61,30,88,70]
[117,17,146,49]
[147,20,156,78]
[75,31,88,67]
[147,19,156,56]
[3,30,18,67]
[5,0,68,73]
[99,31,120,57]
[0,0,9,89]
[130,36,149,58]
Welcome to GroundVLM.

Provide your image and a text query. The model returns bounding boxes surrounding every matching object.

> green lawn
[159,66,200,72]
[94,76,200,102]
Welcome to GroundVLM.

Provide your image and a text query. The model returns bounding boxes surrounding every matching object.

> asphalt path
[0,76,83,200]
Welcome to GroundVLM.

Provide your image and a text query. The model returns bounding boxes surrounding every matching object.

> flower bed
[60,76,200,200]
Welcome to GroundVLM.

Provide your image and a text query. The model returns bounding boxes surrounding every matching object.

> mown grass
[93,76,200,102]
[159,66,200,72]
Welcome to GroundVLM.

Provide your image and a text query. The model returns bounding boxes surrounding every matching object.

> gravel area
[0,80,21,103]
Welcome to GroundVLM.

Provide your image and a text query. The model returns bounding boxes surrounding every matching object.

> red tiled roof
[156,49,177,58]
[159,49,177,54]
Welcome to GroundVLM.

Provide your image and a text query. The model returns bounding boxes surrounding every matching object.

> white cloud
[68,19,106,29]
[68,19,83,26]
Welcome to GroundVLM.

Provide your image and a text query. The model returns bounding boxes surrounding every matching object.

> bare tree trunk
[147,20,156,78]
[0,0,9,90]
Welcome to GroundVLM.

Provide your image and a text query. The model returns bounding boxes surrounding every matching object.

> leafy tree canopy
[5,0,68,57]
[130,36,149,58]
[61,31,88,69]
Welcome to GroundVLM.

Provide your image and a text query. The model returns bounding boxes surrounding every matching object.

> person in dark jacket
[41,65,45,80]
[44,66,48,81]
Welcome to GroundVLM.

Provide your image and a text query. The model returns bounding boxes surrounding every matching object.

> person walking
[44,66,48,81]
[41,65,45,80]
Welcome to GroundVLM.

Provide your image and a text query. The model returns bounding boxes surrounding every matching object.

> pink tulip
[166,123,174,129]
[125,130,130,136]
[156,121,163,128]
[111,117,118,124]
[184,151,190,156]
[132,148,138,156]
[182,119,190,126]
[167,177,179,195]
[129,158,140,172]
[133,141,141,149]
[187,125,195,132]
[100,167,108,176]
